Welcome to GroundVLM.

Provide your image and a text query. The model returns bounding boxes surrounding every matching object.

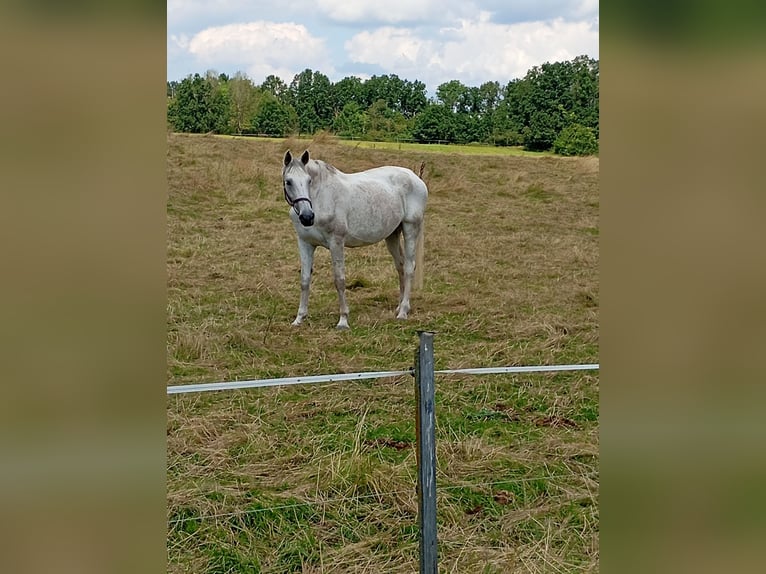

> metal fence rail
[166,363,599,395]
[166,369,411,395]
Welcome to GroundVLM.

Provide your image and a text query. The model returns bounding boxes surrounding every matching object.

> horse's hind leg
[397,221,421,319]
[329,239,351,330]
[292,239,316,326]
[385,229,405,314]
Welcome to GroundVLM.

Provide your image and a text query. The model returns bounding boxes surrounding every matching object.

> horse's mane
[308,158,340,181]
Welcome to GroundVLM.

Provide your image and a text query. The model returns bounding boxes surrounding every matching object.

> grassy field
[167,133,599,573]
[337,139,552,157]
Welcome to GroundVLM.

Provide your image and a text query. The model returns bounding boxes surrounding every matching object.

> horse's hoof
[291,319,303,327]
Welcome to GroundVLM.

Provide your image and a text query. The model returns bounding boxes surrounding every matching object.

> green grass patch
[337,138,552,157]
[205,546,261,574]
[523,182,557,203]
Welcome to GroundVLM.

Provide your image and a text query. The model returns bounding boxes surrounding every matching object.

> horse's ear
[283,150,292,166]
[301,150,310,165]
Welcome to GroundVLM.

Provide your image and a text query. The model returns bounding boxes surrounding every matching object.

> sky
[167,1,599,95]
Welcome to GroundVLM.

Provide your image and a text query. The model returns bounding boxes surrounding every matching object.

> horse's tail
[414,218,425,291]
[413,162,426,290]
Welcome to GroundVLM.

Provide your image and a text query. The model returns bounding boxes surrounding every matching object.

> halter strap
[284,187,313,214]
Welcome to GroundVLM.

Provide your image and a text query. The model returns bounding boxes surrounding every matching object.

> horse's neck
[308,159,334,178]
[307,160,342,211]
[302,160,318,186]
[308,160,340,192]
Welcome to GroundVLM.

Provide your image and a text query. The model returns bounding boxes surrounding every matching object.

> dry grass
[167,133,599,573]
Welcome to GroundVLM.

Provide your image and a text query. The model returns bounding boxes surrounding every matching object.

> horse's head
[282,149,315,227]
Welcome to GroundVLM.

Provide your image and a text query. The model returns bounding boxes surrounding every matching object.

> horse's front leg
[329,239,350,330]
[292,239,316,326]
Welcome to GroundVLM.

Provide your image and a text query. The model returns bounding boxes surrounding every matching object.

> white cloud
[179,21,335,80]
[169,34,190,51]
[345,15,598,88]
[345,28,433,70]
[316,0,442,23]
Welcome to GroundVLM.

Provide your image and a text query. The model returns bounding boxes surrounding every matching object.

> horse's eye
[285,180,291,187]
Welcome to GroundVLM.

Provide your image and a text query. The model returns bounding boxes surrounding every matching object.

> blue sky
[168,1,598,94]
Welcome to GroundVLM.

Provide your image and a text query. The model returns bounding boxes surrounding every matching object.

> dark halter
[284,186,313,215]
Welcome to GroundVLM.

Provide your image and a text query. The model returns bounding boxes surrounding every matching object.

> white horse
[282,149,428,329]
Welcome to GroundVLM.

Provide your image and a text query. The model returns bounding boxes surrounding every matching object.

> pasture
[167,133,599,573]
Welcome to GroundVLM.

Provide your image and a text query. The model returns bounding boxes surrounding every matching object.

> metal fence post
[415,331,438,573]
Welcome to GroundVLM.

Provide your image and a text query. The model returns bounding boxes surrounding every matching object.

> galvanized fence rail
[166,363,599,395]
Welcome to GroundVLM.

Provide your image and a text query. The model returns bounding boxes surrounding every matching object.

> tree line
[167,55,598,155]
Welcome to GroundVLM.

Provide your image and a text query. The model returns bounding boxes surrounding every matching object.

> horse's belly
[345,200,402,246]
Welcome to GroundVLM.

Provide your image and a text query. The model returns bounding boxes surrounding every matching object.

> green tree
[436,79,467,113]
[167,80,179,98]
[331,76,364,115]
[474,81,501,143]
[553,123,599,156]
[228,72,261,134]
[288,69,334,134]
[412,104,455,143]
[359,75,426,119]
[364,99,402,141]
[252,95,298,136]
[453,112,481,144]
[261,75,288,101]
[502,56,599,151]
[167,73,231,134]
[400,79,428,118]
[362,75,395,110]
[522,110,560,151]
[477,81,501,115]
[517,64,567,150]
[568,56,599,138]
[434,81,499,144]
[332,102,365,138]
[488,81,523,146]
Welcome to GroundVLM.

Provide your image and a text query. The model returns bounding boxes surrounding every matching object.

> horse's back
[346,166,427,219]
[353,165,425,191]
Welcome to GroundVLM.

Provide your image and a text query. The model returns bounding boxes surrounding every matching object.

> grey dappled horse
[282,150,428,329]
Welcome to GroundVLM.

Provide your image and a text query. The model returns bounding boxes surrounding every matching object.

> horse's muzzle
[299,211,315,226]
[286,192,314,226]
